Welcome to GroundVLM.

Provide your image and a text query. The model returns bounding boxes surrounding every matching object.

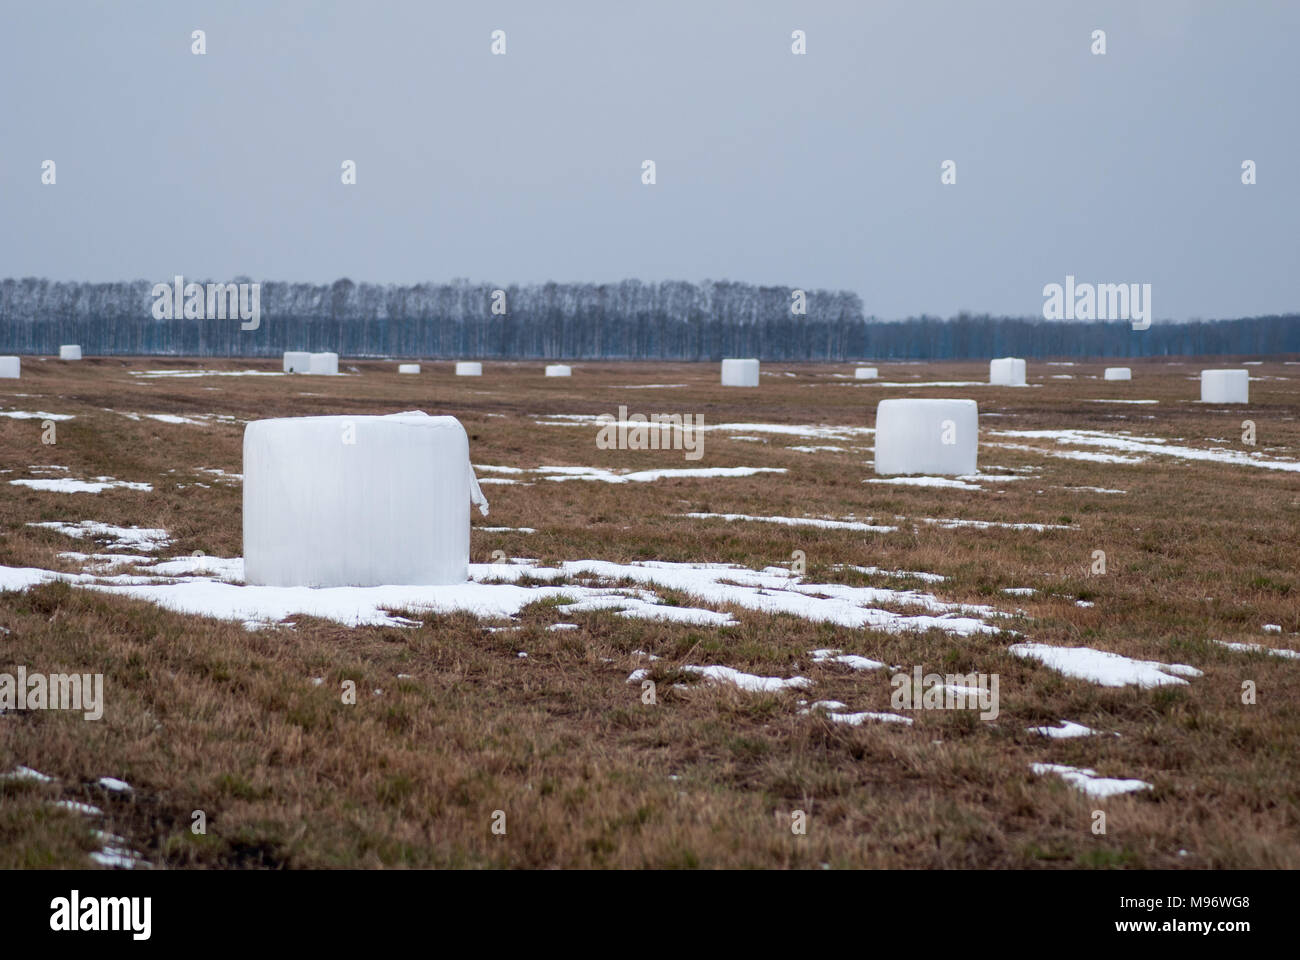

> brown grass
[1,355,1298,868]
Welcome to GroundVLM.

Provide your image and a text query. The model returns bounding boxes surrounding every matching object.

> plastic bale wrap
[721,358,760,387]
[854,367,878,379]
[455,362,482,376]
[1103,367,1132,381]
[545,364,572,377]
[243,412,489,587]
[59,345,82,361]
[874,398,978,476]
[1201,369,1249,403]
[0,356,19,379]
[398,364,421,374]
[309,352,339,375]
[989,357,1026,386]
[283,351,312,373]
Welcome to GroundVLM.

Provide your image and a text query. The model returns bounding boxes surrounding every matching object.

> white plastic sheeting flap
[1201,369,1249,403]
[873,398,979,476]
[243,411,488,587]
[721,358,760,387]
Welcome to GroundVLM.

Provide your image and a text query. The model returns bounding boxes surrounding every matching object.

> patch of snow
[684,512,897,533]
[11,476,153,493]
[1010,642,1202,687]
[1030,763,1151,798]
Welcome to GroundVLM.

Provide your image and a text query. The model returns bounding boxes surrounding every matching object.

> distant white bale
[545,364,572,377]
[989,357,1026,386]
[0,356,19,379]
[243,412,489,587]
[283,351,312,373]
[1103,367,1132,381]
[308,352,338,375]
[59,345,82,361]
[398,364,421,374]
[854,367,878,379]
[721,358,760,387]
[455,362,482,376]
[1200,369,1249,403]
[874,399,978,476]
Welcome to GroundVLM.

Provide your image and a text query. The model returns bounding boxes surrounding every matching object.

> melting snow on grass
[991,429,1300,473]
[11,476,153,493]
[1028,721,1110,739]
[29,521,171,551]
[1030,763,1151,798]
[1010,642,1203,687]
[1212,639,1300,660]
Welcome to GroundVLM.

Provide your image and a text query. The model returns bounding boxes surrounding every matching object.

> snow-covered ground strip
[909,516,1075,532]
[682,665,812,692]
[836,381,987,388]
[471,464,786,484]
[29,521,171,551]
[1010,642,1203,687]
[1063,485,1127,494]
[787,445,847,453]
[1081,399,1160,404]
[991,429,1300,473]
[865,476,982,490]
[824,710,914,726]
[1028,721,1110,739]
[10,554,1013,636]
[684,512,898,533]
[115,411,207,425]
[128,369,285,379]
[11,476,153,493]
[609,383,687,389]
[836,564,944,583]
[1,766,54,782]
[478,525,537,533]
[1002,587,1037,596]
[1212,639,1300,660]
[1030,763,1151,798]
[988,441,1146,464]
[0,409,75,421]
[534,416,875,443]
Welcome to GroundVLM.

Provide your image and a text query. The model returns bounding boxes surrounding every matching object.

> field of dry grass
[2,355,1298,869]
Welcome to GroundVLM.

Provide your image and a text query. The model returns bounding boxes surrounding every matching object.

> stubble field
[1,356,1298,869]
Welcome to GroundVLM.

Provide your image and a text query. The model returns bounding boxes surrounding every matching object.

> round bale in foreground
[1201,369,1249,403]
[545,364,572,377]
[455,361,483,376]
[1104,367,1132,381]
[243,412,488,587]
[721,358,760,387]
[874,398,978,476]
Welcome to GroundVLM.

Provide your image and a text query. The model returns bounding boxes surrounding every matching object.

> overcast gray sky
[2,0,1296,320]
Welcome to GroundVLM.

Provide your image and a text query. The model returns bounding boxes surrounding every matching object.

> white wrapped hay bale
[1201,369,1249,403]
[874,398,978,476]
[243,412,489,587]
[1103,367,1132,381]
[854,367,878,379]
[0,356,19,379]
[59,345,82,361]
[398,364,421,374]
[721,358,760,387]
[455,362,482,376]
[308,352,339,375]
[283,351,312,373]
[545,364,572,377]
[989,357,1026,386]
